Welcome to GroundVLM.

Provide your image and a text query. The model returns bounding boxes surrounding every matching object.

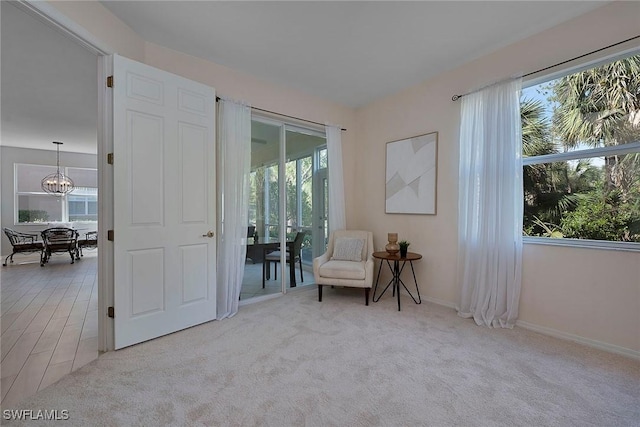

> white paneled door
[112,55,216,349]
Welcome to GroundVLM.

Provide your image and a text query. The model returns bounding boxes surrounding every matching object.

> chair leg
[69,250,75,264]
[3,253,12,266]
[299,259,304,282]
[318,284,323,302]
[289,259,296,287]
[365,288,370,306]
[262,260,266,288]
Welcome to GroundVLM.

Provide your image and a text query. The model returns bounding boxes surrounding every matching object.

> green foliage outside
[249,156,315,251]
[522,55,640,242]
[561,193,634,241]
[18,210,49,223]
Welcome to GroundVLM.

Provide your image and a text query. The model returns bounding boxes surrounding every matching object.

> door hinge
[107,230,114,241]
[107,306,114,318]
[107,153,114,165]
[106,76,113,88]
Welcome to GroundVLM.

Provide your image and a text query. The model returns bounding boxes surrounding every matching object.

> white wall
[353,1,640,355]
[1,146,97,255]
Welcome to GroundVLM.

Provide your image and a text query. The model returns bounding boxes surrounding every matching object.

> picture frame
[385,132,438,215]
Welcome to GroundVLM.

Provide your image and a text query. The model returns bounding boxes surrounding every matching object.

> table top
[247,239,292,247]
[372,251,422,261]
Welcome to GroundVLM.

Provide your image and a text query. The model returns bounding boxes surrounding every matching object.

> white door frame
[16,0,116,351]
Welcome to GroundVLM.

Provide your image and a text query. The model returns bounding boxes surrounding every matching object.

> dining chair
[2,228,44,266]
[262,231,307,288]
[77,230,98,258]
[40,227,78,266]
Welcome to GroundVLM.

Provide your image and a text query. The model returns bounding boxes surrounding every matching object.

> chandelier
[41,141,75,196]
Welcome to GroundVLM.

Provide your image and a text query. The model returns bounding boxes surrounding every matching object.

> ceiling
[1,1,608,155]
[1,2,98,154]
[251,120,326,169]
[101,1,607,108]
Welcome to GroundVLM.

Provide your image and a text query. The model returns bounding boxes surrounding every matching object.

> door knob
[202,231,214,238]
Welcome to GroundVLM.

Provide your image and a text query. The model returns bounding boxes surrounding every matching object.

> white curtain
[217,98,251,319]
[326,125,346,231]
[457,78,523,328]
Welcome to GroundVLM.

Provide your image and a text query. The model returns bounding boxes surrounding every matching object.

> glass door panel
[242,118,327,299]
[241,119,282,300]
[284,127,326,289]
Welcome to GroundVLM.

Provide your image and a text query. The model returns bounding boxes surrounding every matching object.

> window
[15,164,98,224]
[521,53,640,245]
[318,147,328,169]
[68,188,98,221]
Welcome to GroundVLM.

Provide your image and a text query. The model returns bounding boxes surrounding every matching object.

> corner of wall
[45,0,145,60]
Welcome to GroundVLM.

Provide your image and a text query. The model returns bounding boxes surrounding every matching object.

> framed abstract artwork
[385,132,438,214]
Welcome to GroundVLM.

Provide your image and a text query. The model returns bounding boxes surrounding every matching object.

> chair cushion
[318,260,366,280]
[331,237,364,262]
[13,242,44,251]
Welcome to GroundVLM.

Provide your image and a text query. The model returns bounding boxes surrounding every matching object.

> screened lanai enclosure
[241,117,329,300]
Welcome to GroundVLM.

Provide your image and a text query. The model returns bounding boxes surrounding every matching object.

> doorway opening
[241,116,328,300]
[0,1,101,406]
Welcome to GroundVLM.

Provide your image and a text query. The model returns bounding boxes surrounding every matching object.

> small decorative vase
[385,233,400,255]
[400,247,408,258]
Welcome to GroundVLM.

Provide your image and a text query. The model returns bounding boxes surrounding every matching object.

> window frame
[521,49,640,252]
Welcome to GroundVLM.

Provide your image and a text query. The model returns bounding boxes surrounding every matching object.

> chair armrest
[314,253,329,267]
[364,257,375,287]
[14,231,39,243]
[313,252,330,281]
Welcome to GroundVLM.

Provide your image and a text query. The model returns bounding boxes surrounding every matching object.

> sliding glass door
[241,116,327,300]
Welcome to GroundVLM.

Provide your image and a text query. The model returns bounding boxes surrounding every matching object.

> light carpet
[4,288,639,426]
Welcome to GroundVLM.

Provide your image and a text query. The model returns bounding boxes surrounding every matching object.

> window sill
[523,236,640,253]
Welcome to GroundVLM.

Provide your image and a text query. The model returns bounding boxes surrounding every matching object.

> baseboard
[238,292,281,307]
[419,297,640,361]
[516,320,640,361]
[420,295,458,310]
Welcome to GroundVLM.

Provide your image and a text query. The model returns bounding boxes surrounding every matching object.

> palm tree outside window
[521,53,640,244]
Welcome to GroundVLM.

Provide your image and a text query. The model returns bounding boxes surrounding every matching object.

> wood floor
[1,252,98,408]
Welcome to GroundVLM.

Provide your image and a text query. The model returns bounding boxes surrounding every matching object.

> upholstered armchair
[313,230,375,305]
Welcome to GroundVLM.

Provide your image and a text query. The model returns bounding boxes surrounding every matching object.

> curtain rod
[451,34,640,101]
[216,97,347,131]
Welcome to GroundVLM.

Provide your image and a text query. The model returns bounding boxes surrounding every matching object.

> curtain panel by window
[326,125,346,232]
[457,78,523,328]
[217,99,251,319]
